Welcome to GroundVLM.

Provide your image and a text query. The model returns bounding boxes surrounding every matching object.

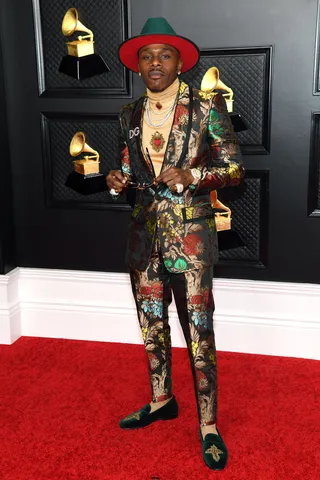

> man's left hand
[156,167,194,191]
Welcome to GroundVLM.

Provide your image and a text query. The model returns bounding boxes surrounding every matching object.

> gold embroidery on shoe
[124,412,140,421]
[205,445,223,462]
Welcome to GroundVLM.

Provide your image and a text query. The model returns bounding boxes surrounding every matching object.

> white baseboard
[0,268,21,344]
[0,267,319,360]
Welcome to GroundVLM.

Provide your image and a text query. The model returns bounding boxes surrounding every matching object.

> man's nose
[151,57,161,67]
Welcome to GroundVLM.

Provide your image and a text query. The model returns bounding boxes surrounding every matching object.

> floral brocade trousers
[130,239,218,426]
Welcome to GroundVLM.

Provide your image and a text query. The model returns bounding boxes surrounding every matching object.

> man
[107,17,244,470]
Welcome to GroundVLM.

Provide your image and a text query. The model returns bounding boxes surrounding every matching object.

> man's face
[138,44,183,92]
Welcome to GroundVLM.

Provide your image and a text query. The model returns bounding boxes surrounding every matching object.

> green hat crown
[140,17,177,35]
[118,16,199,73]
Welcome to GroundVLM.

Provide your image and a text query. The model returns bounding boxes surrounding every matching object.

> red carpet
[0,337,319,480]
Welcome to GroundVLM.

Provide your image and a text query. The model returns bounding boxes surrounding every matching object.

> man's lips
[148,70,164,79]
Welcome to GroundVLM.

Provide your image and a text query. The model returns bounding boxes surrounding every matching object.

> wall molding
[308,111,320,216]
[32,0,132,98]
[219,170,269,268]
[181,46,273,155]
[0,268,319,360]
[313,0,320,95]
[40,111,130,211]
[0,268,20,344]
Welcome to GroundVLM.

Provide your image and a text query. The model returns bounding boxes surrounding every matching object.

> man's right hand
[106,170,127,193]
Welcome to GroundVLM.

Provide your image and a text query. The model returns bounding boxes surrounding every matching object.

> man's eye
[162,54,170,59]
[143,55,151,60]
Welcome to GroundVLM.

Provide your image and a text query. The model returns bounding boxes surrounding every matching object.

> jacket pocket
[181,202,215,224]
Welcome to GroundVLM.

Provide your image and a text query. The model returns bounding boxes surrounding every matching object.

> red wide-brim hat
[118,17,200,74]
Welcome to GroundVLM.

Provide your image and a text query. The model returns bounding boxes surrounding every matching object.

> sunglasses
[126,180,157,190]
[125,148,160,190]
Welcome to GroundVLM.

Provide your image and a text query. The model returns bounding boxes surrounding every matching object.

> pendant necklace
[145,98,176,128]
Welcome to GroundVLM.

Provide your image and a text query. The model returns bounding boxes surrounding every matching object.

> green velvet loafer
[119,396,178,429]
[200,428,228,470]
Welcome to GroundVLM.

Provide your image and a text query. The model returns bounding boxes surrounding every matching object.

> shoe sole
[120,413,179,430]
[204,465,227,471]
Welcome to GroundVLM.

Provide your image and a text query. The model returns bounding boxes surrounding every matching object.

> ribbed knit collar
[146,78,180,104]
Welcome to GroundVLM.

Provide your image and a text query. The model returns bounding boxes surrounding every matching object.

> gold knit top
[142,78,179,176]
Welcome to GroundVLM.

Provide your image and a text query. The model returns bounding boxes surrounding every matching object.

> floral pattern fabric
[130,236,218,426]
[111,81,244,427]
[117,81,244,273]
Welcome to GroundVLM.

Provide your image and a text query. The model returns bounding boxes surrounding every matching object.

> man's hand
[106,170,127,193]
[156,167,194,191]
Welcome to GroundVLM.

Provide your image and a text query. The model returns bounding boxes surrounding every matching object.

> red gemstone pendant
[156,102,162,110]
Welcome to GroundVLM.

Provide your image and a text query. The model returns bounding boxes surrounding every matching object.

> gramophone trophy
[201,67,247,132]
[202,71,246,251]
[59,8,109,80]
[210,189,245,251]
[65,132,107,195]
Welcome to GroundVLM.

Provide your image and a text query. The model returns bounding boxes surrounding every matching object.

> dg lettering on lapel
[129,127,140,139]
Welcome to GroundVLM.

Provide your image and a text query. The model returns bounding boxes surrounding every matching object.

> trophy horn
[201,67,234,112]
[69,132,99,161]
[201,66,220,92]
[62,8,93,41]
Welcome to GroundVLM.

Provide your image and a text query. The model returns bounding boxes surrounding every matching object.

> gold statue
[62,8,94,57]
[59,8,109,79]
[210,190,232,232]
[201,67,234,113]
[69,132,100,175]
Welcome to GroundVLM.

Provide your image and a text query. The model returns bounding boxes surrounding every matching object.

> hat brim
[119,34,200,73]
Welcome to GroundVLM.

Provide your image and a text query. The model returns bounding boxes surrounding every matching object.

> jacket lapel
[127,81,193,181]
[129,96,154,180]
[161,81,192,173]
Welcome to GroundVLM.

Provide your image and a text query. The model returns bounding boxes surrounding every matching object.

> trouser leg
[170,266,217,425]
[130,243,173,402]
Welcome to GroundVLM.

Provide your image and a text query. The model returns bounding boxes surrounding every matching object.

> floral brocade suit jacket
[115,81,244,273]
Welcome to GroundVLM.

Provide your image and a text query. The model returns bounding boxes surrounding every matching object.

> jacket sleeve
[118,112,133,179]
[195,92,244,191]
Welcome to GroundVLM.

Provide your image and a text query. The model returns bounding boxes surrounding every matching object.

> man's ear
[177,59,183,74]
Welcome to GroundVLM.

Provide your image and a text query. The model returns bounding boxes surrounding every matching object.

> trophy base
[59,54,110,80]
[65,171,107,195]
[218,229,245,251]
[229,113,248,132]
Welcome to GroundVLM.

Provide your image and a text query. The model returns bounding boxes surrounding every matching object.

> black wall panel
[41,112,129,209]
[218,171,269,269]
[182,47,272,155]
[313,1,320,95]
[308,112,320,217]
[1,0,320,283]
[33,0,132,97]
